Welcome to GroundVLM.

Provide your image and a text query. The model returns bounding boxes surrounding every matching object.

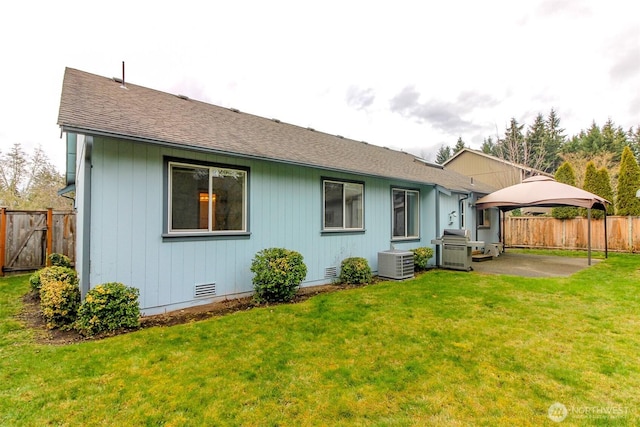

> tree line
[436,110,640,216]
[0,143,72,210]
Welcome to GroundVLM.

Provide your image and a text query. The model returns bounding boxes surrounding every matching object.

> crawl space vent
[194,283,216,298]
[324,266,338,279]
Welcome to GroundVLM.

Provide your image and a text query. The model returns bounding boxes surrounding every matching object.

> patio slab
[470,252,601,277]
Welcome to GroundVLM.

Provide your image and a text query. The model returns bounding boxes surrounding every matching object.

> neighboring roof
[443,148,552,177]
[476,176,609,211]
[57,68,494,194]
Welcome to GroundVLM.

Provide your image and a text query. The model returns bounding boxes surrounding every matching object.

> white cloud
[1,0,638,169]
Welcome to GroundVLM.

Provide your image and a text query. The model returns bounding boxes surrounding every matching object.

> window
[323,179,364,230]
[478,209,491,228]
[392,188,420,239]
[168,161,247,234]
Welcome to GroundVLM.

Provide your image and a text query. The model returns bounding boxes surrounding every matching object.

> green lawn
[1,253,639,426]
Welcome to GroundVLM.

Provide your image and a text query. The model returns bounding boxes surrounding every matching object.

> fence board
[506,216,640,252]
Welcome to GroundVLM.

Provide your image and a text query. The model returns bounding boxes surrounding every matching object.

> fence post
[46,208,53,266]
[0,208,5,276]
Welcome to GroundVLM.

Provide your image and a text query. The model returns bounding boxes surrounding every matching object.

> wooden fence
[0,209,76,275]
[505,216,640,252]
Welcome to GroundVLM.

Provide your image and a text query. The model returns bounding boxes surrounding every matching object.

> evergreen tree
[596,167,615,216]
[581,161,602,218]
[615,146,640,215]
[525,113,546,171]
[480,136,497,155]
[453,137,466,154]
[543,108,565,172]
[551,161,579,219]
[435,145,452,165]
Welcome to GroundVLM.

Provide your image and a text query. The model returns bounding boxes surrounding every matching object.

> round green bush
[48,253,72,268]
[339,257,372,285]
[40,279,81,330]
[75,282,140,336]
[250,248,307,303]
[411,247,434,271]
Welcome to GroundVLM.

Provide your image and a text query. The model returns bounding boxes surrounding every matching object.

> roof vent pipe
[120,61,126,89]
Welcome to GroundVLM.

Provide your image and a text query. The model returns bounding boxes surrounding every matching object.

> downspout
[81,136,93,298]
[459,194,469,229]
[435,186,441,267]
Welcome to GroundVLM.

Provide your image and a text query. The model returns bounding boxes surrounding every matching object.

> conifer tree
[596,167,615,216]
[435,145,452,164]
[581,161,602,218]
[453,137,466,154]
[616,146,640,215]
[551,161,579,219]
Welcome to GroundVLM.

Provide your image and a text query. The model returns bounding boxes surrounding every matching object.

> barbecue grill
[431,229,484,271]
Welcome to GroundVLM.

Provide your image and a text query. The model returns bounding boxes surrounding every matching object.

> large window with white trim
[168,161,247,233]
[392,188,420,239]
[323,179,364,230]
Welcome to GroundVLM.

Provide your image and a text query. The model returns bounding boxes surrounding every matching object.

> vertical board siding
[89,137,456,313]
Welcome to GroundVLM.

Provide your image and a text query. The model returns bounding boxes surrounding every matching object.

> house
[443,148,551,189]
[57,68,497,315]
[443,148,552,216]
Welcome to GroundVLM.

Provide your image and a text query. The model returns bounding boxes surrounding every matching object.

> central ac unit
[378,250,414,280]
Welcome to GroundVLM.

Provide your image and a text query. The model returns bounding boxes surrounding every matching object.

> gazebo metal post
[604,210,608,259]
[587,208,592,266]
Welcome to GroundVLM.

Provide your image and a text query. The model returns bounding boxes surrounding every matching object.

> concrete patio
[469,251,602,277]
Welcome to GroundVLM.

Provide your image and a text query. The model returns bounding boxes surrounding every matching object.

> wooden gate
[0,208,75,275]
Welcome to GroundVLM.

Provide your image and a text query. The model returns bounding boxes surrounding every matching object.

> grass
[1,253,639,426]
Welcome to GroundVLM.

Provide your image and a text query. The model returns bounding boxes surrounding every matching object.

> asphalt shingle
[58,67,494,194]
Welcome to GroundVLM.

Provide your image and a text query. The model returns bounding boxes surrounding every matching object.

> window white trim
[168,161,247,235]
[322,179,364,231]
[391,188,420,240]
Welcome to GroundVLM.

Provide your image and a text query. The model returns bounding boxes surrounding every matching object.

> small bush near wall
[75,283,140,336]
[251,248,308,303]
[339,257,372,285]
[411,247,434,271]
[40,280,81,330]
[48,253,72,268]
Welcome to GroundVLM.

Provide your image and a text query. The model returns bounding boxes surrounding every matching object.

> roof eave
[61,125,468,192]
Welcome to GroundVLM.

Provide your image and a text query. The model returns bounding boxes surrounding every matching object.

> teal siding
[87,137,467,314]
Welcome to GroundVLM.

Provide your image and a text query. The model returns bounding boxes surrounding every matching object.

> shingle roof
[58,67,494,194]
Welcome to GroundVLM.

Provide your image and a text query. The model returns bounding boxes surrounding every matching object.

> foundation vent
[194,283,216,298]
[324,266,338,279]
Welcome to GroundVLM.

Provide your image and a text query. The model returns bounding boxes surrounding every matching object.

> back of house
[57,68,497,314]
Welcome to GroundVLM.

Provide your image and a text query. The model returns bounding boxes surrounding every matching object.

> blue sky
[1,0,638,172]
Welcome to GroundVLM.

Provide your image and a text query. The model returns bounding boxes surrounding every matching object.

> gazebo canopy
[475,176,610,211]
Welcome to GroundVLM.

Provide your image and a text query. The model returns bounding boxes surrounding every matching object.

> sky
[1,0,638,173]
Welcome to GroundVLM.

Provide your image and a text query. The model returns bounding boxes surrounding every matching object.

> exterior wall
[445,151,524,189]
[83,136,454,314]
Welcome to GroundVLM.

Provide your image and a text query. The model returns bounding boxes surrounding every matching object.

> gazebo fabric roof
[475,176,610,211]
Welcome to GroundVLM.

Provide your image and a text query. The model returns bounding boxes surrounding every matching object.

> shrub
[31,266,78,293]
[339,257,372,285]
[40,280,81,329]
[411,247,434,271]
[250,248,307,303]
[49,253,72,268]
[29,270,42,293]
[75,283,140,336]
